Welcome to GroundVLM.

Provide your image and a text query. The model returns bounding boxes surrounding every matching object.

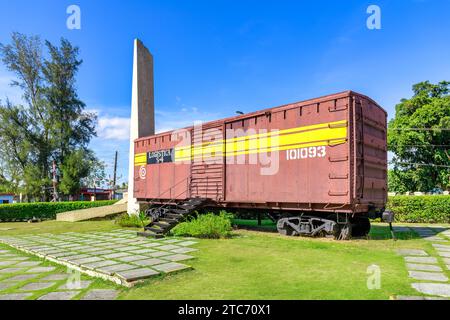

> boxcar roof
[136,90,386,142]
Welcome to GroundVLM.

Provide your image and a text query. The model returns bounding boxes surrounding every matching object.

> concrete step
[144,226,164,234]
[56,204,127,222]
[153,221,173,228]
[165,213,183,219]
[160,217,178,223]
[137,231,164,239]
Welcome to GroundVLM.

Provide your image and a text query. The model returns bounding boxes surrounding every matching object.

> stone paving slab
[41,249,66,255]
[0,255,27,260]
[0,282,16,290]
[432,244,450,250]
[163,254,195,262]
[116,268,160,281]
[6,274,39,282]
[37,291,80,300]
[59,254,91,262]
[91,249,115,255]
[152,262,191,274]
[81,289,119,300]
[103,252,132,259]
[396,249,428,256]
[171,247,198,254]
[0,293,33,300]
[425,237,448,242]
[96,263,138,276]
[157,245,182,251]
[160,239,184,244]
[41,274,69,281]
[396,295,448,300]
[26,266,55,273]
[412,283,450,298]
[139,243,163,248]
[8,257,30,261]
[59,280,92,290]
[133,258,166,267]
[117,255,149,263]
[49,251,78,258]
[0,261,18,266]
[19,282,56,291]
[177,241,198,247]
[437,251,450,258]
[0,267,26,274]
[129,248,157,255]
[408,271,449,282]
[404,256,438,264]
[15,261,42,267]
[79,247,103,253]
[406,263,443,272]
[70,256,103,265]
[7,257,29,261]
[114,246,141,252]
[83,260,119,270]
[148,251,173,258]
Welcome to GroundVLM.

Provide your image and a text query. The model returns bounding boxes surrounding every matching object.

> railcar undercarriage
[276,213,372,240]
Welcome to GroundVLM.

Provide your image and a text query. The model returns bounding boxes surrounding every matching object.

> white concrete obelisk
[127,39,155,214]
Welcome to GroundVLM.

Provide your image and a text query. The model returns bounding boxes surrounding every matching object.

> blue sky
[1,0,449,185]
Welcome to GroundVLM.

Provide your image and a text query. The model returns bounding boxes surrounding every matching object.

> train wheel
[277,218,297,236]
[351,217,371,237]
[326,215,341,239]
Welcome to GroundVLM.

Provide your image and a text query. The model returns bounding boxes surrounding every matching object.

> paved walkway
[0,229,198,288]
[395,226,450,300]
[0,248,120,300]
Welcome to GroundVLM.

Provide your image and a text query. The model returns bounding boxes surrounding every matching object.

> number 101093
[286,146,326,160]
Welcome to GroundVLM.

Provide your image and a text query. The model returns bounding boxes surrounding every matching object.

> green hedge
[0,200,118,221]
[387,196,450,223]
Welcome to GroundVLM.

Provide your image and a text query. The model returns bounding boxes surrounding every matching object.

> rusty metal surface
[134,91,387,214]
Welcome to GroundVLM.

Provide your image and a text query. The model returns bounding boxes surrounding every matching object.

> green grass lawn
[1,220,447,300]
[0,220,121,235]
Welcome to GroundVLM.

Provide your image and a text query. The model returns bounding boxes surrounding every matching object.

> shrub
[115,212,149,228]
[171,211,233,238]
[387,195,450,223]
[0,200,118,221]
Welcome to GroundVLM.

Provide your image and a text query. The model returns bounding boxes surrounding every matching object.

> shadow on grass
[369,225,417,240]
[233,219,450,242]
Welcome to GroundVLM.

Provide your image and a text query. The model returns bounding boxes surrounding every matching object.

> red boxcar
[134,91,388,239]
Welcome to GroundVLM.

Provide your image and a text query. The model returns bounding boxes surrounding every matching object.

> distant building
[0,193,14,204]
[114,189,126,200]
[58,188,125,202]
[75,188,113,201]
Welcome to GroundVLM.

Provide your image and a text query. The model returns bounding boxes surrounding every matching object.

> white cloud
[97,116,130,141]
[154,107,221,134]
